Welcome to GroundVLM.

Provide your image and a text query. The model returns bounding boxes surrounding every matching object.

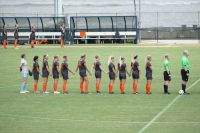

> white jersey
[21,58,28,73]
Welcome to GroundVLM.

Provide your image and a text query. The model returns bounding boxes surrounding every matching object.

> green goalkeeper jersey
[164,59,170,71]
[181,56,190,70]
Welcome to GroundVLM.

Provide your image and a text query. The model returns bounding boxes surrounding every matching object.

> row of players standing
[2,23,66,49]
[19,50,190,95]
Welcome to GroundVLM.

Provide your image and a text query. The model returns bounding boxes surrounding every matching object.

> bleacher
[70,16,138,44]
[0,17,66,44]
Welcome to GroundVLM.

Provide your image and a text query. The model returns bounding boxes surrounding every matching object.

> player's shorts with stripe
[95,71,101,78]
[132,70,139,79]
[181,69,189,82]
[163,71,171,81]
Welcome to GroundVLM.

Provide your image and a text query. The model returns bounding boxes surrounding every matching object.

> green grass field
[0,44,200,133]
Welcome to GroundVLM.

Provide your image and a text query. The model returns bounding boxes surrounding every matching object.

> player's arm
[84,63,92,76]
[138,65,141,75]
[36,65,41,75]
[91,63,95,73]
[46,64,52,76]
[166,65,170,74]
[56,65,60,74]
[112,67,117,75]
[68,67,75,75]
[125,67,131,77]
[75,62,79,72]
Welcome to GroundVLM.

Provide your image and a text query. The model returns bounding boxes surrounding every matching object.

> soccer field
[0,44,200,133]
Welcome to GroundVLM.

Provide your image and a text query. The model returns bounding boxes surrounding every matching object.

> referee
[181,50,190,95]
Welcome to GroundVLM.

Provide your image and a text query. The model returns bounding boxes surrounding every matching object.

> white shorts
[21,71,28,78]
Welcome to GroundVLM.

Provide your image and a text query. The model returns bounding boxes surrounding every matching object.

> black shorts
[33,73,39,80]
[132,71,139,79]
[181,69,189,82]
[62,74,68,80]
[119,73,126,80]
[42,71,49,78]
[61,34,65,40]
[146,72,152,80]
[95,71,101,78]
[163,71,171,81]
[53,73,59,79]
[3,35,7,41]
[14,33,19,39]
[79,72,87,78]
[109,72,115,80]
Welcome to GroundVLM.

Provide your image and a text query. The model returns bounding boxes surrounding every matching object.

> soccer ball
[178,90,184,95]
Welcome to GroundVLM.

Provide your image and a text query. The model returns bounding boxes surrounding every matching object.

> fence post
[156,12,159,43]
[198,11,200,44]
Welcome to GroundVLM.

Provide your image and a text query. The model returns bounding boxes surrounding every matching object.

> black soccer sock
[182,84,186,93]
[164,85,167,93]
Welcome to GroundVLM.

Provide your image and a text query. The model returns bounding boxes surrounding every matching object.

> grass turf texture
[0,44,200,133]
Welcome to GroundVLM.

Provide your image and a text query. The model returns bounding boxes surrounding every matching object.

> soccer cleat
[20,91,26,94]
[164,92,171,95]
[80,91,84,94]
[44,91,49,94]
[109,92,114,94]
[96,91,101,93]
[184,92,190,95]
[133,92,140,94]
[25,91,29,93]
[54,91,60,94]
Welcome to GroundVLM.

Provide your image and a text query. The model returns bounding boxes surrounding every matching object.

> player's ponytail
[108,56,114,66]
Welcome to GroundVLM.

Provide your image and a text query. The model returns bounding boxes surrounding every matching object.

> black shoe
[164,92,170,95]
[96,91,101,93]
[146,92,152,95]
[84,92,88,94]
[133,92,140,94]
[109,92,114,94]
[80,91,84,94]
[184,92,190,95]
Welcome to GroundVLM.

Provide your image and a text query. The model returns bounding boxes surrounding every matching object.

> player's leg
[80,78,84,93]
[109,80,114,94]
[34,80,38,93]
[96,78,101,93]
[62,79,67,93]
[84,76,89,94]
[53,78,59,93]
[43,77,48,93]
[121,79,126,94]
[14,39,17,48]
[133,79,138,94]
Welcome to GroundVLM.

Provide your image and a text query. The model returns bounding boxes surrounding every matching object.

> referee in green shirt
[181,50,190,94]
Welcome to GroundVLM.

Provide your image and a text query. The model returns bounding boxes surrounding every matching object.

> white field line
[0,112,200,125]
[138,78,200,133]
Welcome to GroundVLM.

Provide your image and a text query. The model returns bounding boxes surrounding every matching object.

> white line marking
[138,78,200,133]
[0,112,200,125]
